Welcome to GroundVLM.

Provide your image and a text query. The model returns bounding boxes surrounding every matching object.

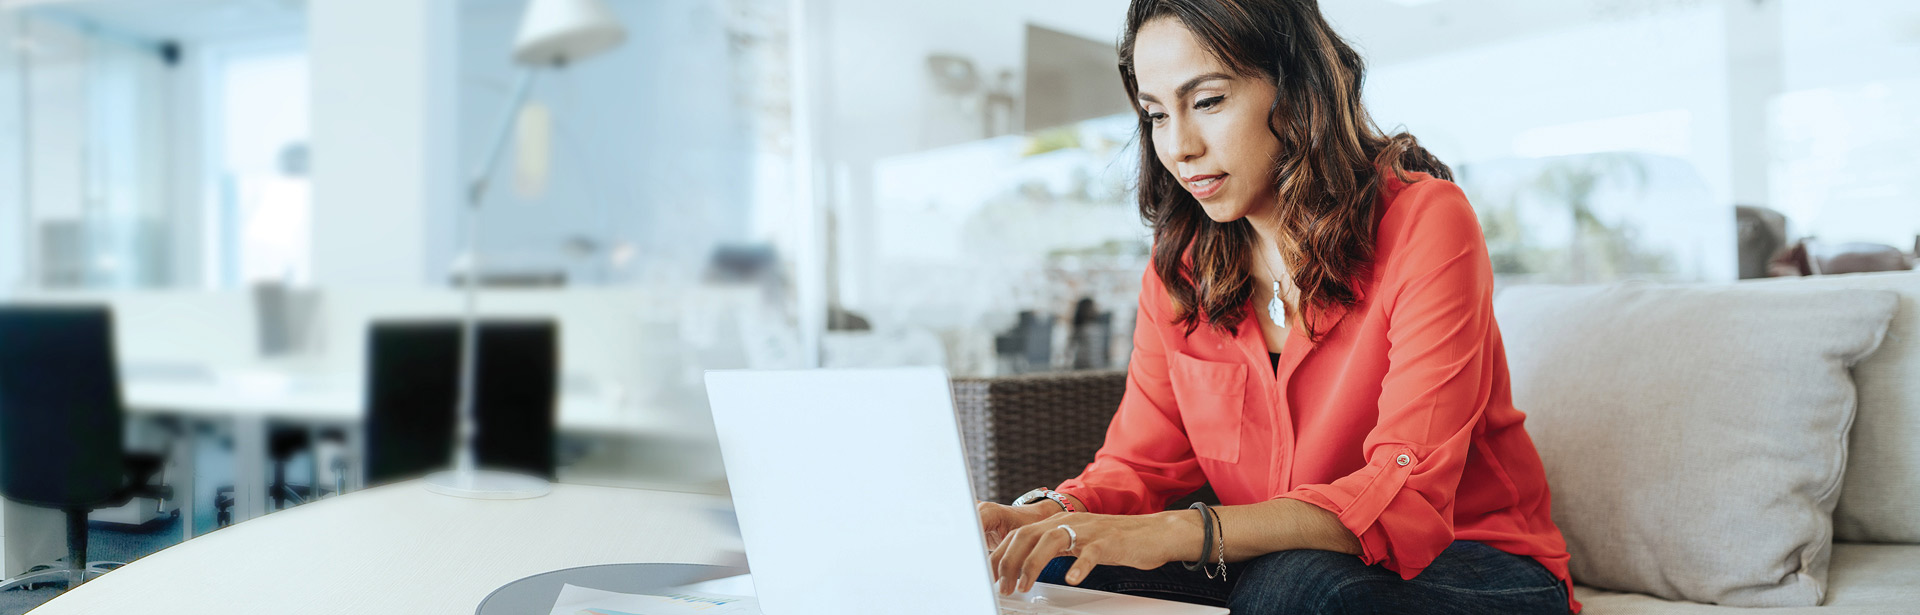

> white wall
[1722,0,1782,208]
[307,0,458,287]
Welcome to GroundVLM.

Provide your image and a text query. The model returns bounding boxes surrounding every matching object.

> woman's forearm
[1210,498,1361,562]
[1039,490,1358,563]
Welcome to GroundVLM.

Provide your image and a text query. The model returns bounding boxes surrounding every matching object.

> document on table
[549,583,759,615]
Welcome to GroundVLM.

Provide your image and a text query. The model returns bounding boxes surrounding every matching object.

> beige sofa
[1494,271,1920,614]
[1574,543,1918,614]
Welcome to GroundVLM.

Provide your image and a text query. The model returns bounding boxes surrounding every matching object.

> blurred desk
[26,481,746,615]
[119,364,709,536]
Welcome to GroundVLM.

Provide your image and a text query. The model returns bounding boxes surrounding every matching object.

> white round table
[29,481,746,614]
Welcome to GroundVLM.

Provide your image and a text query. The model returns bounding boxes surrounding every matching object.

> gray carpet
[0,434,312,613]
[0,515,185,614]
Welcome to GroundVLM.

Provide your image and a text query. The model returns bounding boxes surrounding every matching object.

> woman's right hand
[977,501,1061,549]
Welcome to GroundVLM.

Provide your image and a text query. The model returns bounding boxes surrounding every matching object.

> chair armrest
[951,370,1128,506]
[951,369,1218,510]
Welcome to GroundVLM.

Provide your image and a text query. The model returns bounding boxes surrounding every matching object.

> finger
[987,525,1019,583]
[1018,527,1070,594]
[1064,545,1101,586]
[995,527,1027,594]
[997,522,1046,595]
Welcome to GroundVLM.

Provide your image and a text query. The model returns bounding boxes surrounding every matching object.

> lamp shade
[512,0,627,66]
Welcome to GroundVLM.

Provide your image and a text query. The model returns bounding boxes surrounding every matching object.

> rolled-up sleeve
[1056,268,1209,515]
[1276,181,1497,580]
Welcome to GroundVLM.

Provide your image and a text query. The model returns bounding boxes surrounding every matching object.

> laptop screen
[706,367,1000,615]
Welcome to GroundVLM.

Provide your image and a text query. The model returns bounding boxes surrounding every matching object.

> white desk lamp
[425,0,627,500]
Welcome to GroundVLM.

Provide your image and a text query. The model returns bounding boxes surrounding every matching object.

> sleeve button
[1395,453,1412,467]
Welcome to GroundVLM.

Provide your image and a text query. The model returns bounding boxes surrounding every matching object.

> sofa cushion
[1495,282,1898,607]
[1739,271,1920,543]
[1573,543,1920,614]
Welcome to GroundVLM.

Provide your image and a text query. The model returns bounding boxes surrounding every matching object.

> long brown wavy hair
[1120,0,1452,341]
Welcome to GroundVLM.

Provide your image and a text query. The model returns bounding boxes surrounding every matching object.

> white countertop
[30,481,746,614]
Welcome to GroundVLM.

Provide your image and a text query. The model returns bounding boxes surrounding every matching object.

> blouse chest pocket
[1169,351,1248,464]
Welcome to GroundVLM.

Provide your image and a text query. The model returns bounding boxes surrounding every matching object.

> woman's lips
[1186,173,1227,199]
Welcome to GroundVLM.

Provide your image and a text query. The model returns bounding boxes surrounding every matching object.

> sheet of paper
[675,574,756,596]
[549,583,759,615]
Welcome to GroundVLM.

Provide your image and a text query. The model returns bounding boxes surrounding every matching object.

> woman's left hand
[988,510,1201,595]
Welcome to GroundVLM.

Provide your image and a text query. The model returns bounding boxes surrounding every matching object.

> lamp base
[423,469,552,500]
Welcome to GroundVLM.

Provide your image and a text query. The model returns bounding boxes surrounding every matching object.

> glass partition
[10,9,177,290]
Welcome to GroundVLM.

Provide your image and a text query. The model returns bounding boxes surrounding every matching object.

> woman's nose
[1166,120,1204,163]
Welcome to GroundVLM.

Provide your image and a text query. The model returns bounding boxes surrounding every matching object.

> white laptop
[705,367,1228,615]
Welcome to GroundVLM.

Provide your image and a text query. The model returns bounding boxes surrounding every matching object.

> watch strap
[1013,488,1078,513]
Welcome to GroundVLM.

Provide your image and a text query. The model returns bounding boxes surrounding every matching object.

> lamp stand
[425,69,551,500]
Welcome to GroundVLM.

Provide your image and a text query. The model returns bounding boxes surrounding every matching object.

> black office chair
[363,319,558,487]
[0,306,171,592]
[213,425,317,528]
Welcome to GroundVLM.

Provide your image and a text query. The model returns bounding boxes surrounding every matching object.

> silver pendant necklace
[1263,255,1288,329]
[1268,281,1288,328]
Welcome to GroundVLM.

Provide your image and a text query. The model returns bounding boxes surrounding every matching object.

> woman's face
[1132,17,1283,225]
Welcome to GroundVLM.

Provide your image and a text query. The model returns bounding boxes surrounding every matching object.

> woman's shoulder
[1135,259,1175,320]
[1376,171,1479,250]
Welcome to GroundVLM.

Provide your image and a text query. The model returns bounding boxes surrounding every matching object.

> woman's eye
[1146,111,1167,124]
[1195,95,1225,110]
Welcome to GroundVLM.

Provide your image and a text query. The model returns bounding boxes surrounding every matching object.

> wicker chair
[951,369,1215,510]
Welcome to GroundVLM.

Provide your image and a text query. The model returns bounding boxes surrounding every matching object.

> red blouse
[1056,171,1580,613]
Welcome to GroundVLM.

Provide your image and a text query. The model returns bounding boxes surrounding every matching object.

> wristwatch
[1012,488,1079,513]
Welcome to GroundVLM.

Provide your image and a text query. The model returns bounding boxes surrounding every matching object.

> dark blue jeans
[1036,540,1570,615]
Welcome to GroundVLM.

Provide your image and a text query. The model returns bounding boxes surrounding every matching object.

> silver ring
[1057,524,1077,553]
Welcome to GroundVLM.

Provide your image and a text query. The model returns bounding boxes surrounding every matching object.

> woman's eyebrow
[1136,72,1234,105]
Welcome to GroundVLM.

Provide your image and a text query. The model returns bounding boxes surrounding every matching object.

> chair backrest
[0,305,127,509]
[362,319,558,486]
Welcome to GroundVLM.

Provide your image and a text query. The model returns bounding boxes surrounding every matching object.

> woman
[976,1,1580,613]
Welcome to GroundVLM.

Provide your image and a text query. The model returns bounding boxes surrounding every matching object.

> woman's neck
[1245,204,1291,272]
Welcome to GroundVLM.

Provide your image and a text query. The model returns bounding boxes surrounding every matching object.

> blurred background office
[0,0,1915,611]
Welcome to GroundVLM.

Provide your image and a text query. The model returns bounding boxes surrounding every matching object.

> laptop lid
[706,367,997,615]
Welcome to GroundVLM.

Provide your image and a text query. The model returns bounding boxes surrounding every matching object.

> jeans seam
[1511,553,1570,603]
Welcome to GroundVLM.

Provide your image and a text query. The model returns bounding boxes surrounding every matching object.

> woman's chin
[1198,203,1247,224]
